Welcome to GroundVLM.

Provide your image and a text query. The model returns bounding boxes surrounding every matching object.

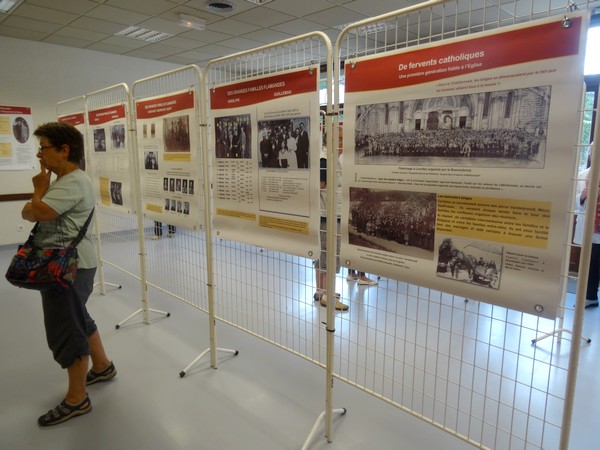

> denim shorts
[40,268,97,368]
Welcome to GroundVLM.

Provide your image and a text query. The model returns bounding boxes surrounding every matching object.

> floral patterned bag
[5,210,94,291]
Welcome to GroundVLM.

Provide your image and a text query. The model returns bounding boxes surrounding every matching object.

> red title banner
[210,68,318,110]
[58,113,85,126]
[136,91,194,119]
[0,105,31,114]
[88,105,126,125]
[345,17,582,93]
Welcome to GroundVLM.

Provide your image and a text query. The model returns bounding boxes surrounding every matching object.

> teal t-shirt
[32,169,97,269]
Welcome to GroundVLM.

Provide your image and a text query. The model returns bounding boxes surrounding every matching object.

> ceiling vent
[206,1,235,12]
[245,0,273,4]
[115,26,173,43]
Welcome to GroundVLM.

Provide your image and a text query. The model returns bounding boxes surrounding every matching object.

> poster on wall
[210,67,321,257]
[87,104,135,213]
[341,14,588,318]
[135,90,202,230]
[0,105,37,171]
[58,112,87,171]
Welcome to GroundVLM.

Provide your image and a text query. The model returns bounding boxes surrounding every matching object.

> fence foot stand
[301,408,347,450]
[115,308,170,329]
[94,281,122,294]
[532,328,591,345]
[179,347,239,377]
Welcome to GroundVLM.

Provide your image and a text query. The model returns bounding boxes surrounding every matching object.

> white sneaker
[358,276,377,286]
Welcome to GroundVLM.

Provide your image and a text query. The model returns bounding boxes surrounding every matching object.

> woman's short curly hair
[34,122,84,164]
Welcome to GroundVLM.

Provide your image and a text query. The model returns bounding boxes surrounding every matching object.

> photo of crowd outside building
[348,188,436,260]
[354,85,551,168]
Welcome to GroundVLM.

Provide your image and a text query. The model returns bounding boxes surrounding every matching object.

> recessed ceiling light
[245,0,273,4]
[115,26,173,43]
[0,0,22,14]
[206,1,235,13]
[179,14,206,31]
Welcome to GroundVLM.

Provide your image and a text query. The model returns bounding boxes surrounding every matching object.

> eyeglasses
[38,145,55,152]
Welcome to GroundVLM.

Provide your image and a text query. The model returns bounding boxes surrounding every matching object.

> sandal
[86,361,117,386]
[38,395,92,426]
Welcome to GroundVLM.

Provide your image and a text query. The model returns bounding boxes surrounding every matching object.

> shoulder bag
[5,209,94,291]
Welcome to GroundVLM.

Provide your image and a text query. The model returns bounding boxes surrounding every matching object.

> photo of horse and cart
[436,237,502,289]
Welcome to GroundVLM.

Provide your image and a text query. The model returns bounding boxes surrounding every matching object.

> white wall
[0,37,181,246]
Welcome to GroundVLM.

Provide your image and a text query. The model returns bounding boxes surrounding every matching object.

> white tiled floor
[0,243,598,449]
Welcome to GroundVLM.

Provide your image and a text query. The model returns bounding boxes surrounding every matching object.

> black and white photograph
[110,124,125,149]
[170,199,176,212]
[349,188,436,259]
[12,117,29,143]
[354,86,551,168]
[183,201,190,215]
[257,117,309,169]
[188,180,194,195]
[163,177,169,191]
[214,114,251,159]
[163,115,190,152]
[110,181,123,206]
[182,179,188,194]
[436,236,502,289]
[144,151,158,170]
[164,198,170,211]
[93,128,107,152]
[176,178,181,192]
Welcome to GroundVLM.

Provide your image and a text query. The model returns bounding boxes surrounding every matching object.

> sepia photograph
[12,117,30,143]
[354,86,551,168]
[144,151,158,170]
[436,236,502,289]
[257,117,309,169]
[110,181,123,206]
[163,115,190,152]
[93,128,106,152]
[110,124,125,149]
[214,114,251,159]
[349,188,436,260]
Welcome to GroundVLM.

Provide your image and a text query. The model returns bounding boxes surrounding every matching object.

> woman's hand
[32,162,51,197]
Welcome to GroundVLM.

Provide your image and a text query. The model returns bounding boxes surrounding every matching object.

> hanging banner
[58,112,87,171]
[341,14,588,318]
[87,104,135,213]
[135,90,202,230]
[209,67,321,258]
[0,105,36,171]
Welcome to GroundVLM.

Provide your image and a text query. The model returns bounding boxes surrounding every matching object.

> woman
[574,143,599,308]
[21,122,115,426]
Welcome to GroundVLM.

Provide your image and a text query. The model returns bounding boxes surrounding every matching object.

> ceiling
[1,0,598,69]
[0,0,428,67]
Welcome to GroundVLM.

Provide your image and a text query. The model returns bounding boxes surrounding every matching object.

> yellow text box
[99,176,111,206]
[164,153,191,163]
[437,195,550,249]
[0,142,12,157]
[216,208,256,221]
[259,215,309,235]
[0,117,9,135]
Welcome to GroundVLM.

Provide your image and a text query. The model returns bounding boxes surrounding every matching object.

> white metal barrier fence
[330,1,598,449]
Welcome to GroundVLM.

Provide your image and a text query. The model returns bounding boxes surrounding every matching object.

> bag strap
[26,208,95,249]
[68,208,95,249]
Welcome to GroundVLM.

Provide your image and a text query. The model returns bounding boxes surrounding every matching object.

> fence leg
[301,408,346,450]
[115,308,170,329]
[179,347,238,377]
